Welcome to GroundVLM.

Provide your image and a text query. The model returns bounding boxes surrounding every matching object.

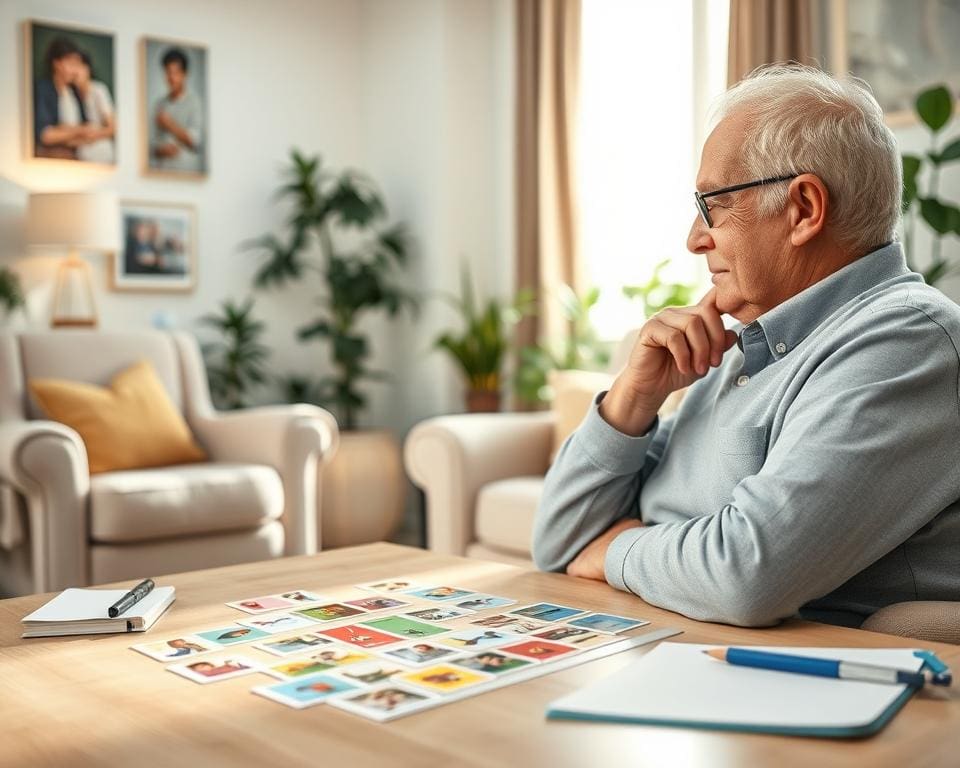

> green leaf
[902,154,922,208]
[939,137,960,164]
[923,260,952,286]
[915,85,953,133]
[919,197,960,235]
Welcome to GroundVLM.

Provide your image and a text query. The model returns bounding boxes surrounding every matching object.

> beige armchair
[0,330,338,595]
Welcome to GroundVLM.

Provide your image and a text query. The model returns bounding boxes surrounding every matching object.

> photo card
[507,603,587,623]
[329,684,436,721]
[437,629,523,650]
[343,596,412,612]
[235,613,318,634]
[130,635,217,662]
[567,612,650,634]
[226,595,299,615]
[380,641,461,668]
[360,616,449,639]
[356,579,425,594]
[403,606,473,623]
[293,603,366,622]
[404,586,475,602]
[195,625,271,646]
[253,673,357,709]
[318,624,405,649]
[453,594,517,612]
[398,664,492,695]
[453,651,533,675]
[335,660,409,686]
[498,639,578,663]
[167,655,261,684]
[251,632,334,657]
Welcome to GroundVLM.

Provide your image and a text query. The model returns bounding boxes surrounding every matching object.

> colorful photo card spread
[134,577,652,722]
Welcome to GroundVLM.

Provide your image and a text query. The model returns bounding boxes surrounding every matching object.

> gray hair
[713,64,901,256]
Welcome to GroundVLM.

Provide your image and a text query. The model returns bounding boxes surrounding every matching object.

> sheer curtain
[577,0,729,341]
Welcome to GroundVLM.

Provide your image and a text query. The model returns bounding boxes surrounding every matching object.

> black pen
[108,579,155,618]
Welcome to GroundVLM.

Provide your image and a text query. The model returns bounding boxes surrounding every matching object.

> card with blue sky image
[253,673,358,709]
[195,625,272,646]
[507,603,587,623]
[329,684,437,721]
[404,586,476,602]
[251,632,335,657]
[452,594,517,612]
[566,612,650,634]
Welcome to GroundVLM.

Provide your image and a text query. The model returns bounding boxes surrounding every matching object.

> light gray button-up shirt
[533,242,960,627]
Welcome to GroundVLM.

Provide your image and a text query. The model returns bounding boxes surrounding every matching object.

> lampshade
[26,192,119,252]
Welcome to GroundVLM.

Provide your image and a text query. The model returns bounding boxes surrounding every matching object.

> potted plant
[248,149,415,549]
[514,284,610,406]
[198,297,270,410]
[0,267,25,323]
[433,268,531,412]
[901,84,960,286]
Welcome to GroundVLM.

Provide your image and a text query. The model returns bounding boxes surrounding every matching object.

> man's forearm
[531,397,659,572]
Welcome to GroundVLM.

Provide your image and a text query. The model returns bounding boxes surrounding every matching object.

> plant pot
[318,429,404,549]
[466,389,501,413]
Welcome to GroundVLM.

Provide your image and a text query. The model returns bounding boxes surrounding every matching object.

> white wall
[0,0,364,394]
[0,0,516,437]
[358,0,515,433]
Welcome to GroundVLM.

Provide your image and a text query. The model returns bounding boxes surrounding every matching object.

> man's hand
[565,517,642,581]
[600,287,738,436]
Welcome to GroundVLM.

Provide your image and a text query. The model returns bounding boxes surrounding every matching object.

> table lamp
[25,191,119,328]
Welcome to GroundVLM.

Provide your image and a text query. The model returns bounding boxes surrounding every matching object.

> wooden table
[1,542,958,768]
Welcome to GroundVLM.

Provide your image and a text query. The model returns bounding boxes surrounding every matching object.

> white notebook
[548,642,925,738]
[21,586,175,637]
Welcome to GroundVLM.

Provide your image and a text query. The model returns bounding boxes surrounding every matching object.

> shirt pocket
[717,425,769,489]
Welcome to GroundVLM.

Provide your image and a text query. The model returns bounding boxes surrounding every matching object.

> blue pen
[704,647,943,687]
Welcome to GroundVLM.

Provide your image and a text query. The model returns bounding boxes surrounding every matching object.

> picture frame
[23,19,117,165]
[828,0,960,126]
[113,201,196,293]
[141,36,209,178]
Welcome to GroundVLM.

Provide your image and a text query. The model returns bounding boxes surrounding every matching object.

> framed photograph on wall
[24,19,116,164]
[142,36,208,177]
[114,201,196,292]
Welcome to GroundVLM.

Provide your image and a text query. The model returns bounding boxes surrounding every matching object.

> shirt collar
[750,241,912,361]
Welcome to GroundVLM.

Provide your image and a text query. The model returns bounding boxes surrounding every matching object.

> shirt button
[736,375,749,387]
[775,342,787,354]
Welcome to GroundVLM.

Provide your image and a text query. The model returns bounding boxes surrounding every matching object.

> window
[578,0,729,339]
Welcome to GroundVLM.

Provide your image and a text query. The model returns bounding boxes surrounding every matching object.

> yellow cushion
[548,369,614,462]
[29,360,207,474]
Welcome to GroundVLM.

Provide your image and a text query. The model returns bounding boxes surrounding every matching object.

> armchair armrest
[860,601,960,645]
[0,420,90,591]
[404,411,555,555]
[190,405,339,555]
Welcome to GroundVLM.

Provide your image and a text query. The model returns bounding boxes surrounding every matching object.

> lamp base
[50,250,99,329]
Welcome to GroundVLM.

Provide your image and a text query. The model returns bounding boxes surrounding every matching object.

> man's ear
[787,173,828,247]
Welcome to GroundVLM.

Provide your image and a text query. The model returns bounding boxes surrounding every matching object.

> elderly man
[532,65,960,628]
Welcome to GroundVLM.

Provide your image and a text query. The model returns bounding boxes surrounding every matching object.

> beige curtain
[515,0,583,351]
[727,0,821,86]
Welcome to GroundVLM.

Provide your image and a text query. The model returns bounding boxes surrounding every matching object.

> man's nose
[687,216,714,255]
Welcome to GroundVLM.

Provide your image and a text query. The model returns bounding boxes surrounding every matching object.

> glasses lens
[694,193,711,228]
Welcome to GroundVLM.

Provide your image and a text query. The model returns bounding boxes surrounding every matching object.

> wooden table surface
[1,542,958,768]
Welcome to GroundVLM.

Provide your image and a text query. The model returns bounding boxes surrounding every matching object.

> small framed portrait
[142,36,208,177]
[114,201,196,292]
[24,20,116,164]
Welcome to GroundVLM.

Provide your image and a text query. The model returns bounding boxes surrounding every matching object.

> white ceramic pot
[319,429,404,548]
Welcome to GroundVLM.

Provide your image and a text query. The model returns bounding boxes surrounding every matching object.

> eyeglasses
[694,174,799,228]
